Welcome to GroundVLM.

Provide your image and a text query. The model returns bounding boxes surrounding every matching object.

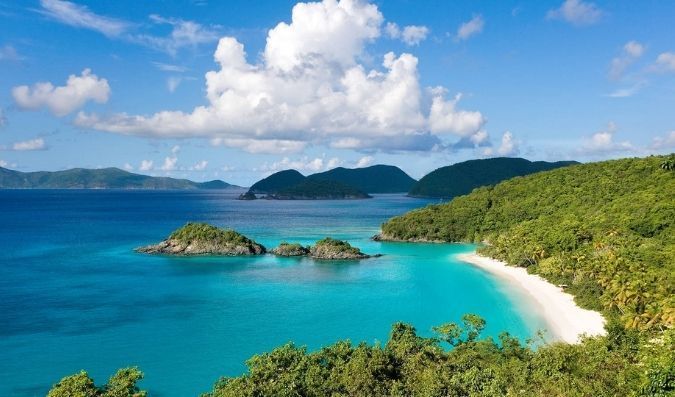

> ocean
[0,190,545,396]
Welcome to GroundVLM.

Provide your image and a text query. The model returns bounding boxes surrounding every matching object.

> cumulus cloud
[609,41,644,80]
[651,131,675,149]
[12,138,46,151]
[12,69,110,116]
[139,160,153,171]
[385,22,429,46]
[259,157,324,174]
[482,131,519,157]
[581,123,633,153]
[547,0,602,26]
[651,52,675,73]
[123,163,134,171]
[355,155,374,167]
[75,0,486,153]
[456,15,484,41]
[190,160,208,171]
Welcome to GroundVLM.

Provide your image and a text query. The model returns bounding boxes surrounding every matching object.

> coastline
[456,252,606,344]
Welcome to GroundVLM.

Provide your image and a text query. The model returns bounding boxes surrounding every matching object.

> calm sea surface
[0,190,545,396]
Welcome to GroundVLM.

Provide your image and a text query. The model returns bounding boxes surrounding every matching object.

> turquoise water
[0,190,545,396]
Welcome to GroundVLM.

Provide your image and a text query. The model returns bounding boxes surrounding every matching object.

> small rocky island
[308,238,375,259]
[136,222,266,256]
[270,242,310,256]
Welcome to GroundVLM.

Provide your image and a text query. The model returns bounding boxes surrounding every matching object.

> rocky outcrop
[309,237,375,259]
[271,242,310,257]
[136,222,266,256]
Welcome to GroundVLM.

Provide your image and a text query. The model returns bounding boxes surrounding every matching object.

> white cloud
[456,15,484,41]
[123,163,134,171]
[160,156,178,171]
[139,160,153,171]
[39,0,130,37]
[355,155,374,167]
[154,62,187,73]
[38,1,218,55]
[0,44,23,62]
[75,0,485,153]
[134,15,220,56]
[12,138,46,151]
[0,160,8,167]
[651,131,675,149]
[260,156,326,174]
[609,41,644,80]
[190,160,208,171]
[385,22,429,46]
[581,122,633,153]
[607,82,645,98]
[497,131,518,156]
[547,0,602,26]
[12,69,110,116]
[326,157,342,169]
[171,145,180,154]
[167,77,181,93]
[652,52,675,73]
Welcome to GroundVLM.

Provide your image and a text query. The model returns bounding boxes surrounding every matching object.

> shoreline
[456,252,606,344]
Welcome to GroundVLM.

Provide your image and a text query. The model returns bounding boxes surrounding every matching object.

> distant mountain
[408,157,579,198]
[248,169,306,194]
[0,167,239,190]
[308,164,416,193]
[270,179,371,200]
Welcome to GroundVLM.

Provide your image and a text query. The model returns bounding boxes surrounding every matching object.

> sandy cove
[456,253,606,344]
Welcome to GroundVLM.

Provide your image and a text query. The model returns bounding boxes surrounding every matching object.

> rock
[237,191,257,200]
[136,222,266,256]
[271,242,310,256]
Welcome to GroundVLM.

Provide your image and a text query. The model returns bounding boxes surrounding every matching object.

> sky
[0,0,674,185]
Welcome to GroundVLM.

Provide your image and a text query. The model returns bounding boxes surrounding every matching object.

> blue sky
[0,0,673,185]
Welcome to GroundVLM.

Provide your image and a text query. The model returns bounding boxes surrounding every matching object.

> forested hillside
[408,157,578,198]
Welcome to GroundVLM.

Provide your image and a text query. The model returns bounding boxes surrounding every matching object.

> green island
[0,166,238,190]
[270,242,310,256]
[407,157,578,198]
[49,154,674,397]
[269,179,371,200]
[136,223,266,256]
[308,237,374,259]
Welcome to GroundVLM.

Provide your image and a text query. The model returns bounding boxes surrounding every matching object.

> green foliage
[195,315,666,397]
[273,179,371,199]
[383,155,675,331]
[0,166,232,189]
[408,157,578,198]
[308,164,416,193]
[48,368,146,397]
[313,237,362,256]
[248,169,306,194]
[169,222,256,247]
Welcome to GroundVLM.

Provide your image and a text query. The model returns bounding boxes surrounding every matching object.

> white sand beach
[456,253,606,344]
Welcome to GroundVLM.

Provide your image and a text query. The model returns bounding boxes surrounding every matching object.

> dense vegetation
[383,155,674,331]
[309,237,369,259]
[0,166,234,189]
[272,242,310,256]
[245,165,414,198]
[248,169,306,194]
[49,315,673,396]
[308,164,416,193]
[272,179,371,199]
[407,157,577,198]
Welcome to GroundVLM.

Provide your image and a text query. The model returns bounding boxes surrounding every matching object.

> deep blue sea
[0,190,546,396]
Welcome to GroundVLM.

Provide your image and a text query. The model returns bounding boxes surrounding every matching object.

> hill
[269,179,371,199]
[248,169,306,194]
[408,157,578,198]
[0,167,237,189]
[308,164,416,193]
[382,155,674,331]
